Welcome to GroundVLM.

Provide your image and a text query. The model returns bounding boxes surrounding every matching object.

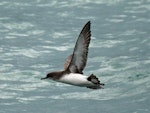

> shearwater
[41,21,104,89]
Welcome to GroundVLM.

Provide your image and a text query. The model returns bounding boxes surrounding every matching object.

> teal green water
[0,0,150,113]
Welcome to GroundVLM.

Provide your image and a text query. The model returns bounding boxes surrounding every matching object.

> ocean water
[0,0,150,113]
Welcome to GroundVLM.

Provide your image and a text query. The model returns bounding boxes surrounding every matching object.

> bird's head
[41,72,54,80]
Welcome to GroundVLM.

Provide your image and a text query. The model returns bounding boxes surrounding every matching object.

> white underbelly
[57,73,93,87]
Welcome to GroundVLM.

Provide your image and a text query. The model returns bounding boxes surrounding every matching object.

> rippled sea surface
[0,0,150,113]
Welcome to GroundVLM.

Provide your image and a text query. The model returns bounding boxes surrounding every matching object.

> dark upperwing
[65,21,91,74]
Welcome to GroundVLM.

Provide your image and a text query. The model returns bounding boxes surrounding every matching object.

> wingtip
[86,21,91,25]
[81,21,91,33]
[87,20,91,23]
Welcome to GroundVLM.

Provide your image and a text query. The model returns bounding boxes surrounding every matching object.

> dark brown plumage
[41,21,104,89]
[66,21,91,74]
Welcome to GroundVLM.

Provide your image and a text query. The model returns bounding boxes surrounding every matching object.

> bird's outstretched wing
[66,21,91,74]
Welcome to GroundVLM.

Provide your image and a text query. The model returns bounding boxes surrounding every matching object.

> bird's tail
[87,74,104,89]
